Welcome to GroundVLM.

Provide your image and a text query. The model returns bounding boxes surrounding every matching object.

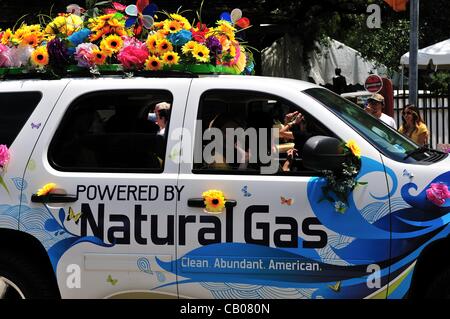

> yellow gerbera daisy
[169,13,192,29]
[192,44,210,63]
[164,20,183,33]
[162,51,180,65]
[1,28,13,45]
[31,46,49,67]
[146,33,163,53]
[156,39,173,54]
[92,49,107,65]
[202,189,226,213]
[101,34,123,55]
[181,41,197,54]
[345,140,361,158]
[145,56,163,71]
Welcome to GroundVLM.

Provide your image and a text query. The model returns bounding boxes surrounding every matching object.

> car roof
[0,75,320,92]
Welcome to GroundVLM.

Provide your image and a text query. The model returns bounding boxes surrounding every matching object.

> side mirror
[302,136,347,171]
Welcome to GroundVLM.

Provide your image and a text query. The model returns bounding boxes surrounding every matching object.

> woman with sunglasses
[398,104,429,146]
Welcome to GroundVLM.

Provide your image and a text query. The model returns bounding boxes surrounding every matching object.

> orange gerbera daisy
[92,49,107,65]
[202,189,226,213]
[145,56,162,71]
[1,28,13,45]
[162,51,179,65]
[31,46,49,67]
[22,33,39,47]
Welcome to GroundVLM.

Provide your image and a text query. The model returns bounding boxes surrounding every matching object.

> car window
[193,89,335,175]
[48,90,172,173]
[304,88,432,163]
[0,92,42,147]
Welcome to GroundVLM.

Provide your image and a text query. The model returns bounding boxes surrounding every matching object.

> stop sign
[364,75,383,93]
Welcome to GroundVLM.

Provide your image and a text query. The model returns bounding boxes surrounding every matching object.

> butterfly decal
[328,281,341,292]
[31,122,41,129]
[219,8,251,29]
[106,274,118,286]
[66,207,82,225]
[280,196,294,206]
[402,169,414,179]
[241,186,252,197]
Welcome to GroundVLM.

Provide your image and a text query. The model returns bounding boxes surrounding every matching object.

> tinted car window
[49,90,172,173]
[0,92,42,146]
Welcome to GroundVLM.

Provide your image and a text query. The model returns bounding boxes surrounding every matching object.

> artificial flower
[167,30,192,46]
[146,33,164,54]
[1,28,13,45]
[74,43,98,68]
[36,183,57,196]
[205,36,222,61]
[91,49,107,65]
[161,51,179,65]
[0,44,13,67]
[233,47,247,73]
[192,44,210,63]
[345,140,361,158]
[202,189,226,213]
[100,34,124,56]
[0,144,10,168]
[9,45,33,67]
[45,14,83,36]
[145,55,162,71]
[181,41,197,54]
[156,39,173,54]
[31,46,49,68]
[164,20,183,34]
[21,33,40,47]
[191,22,209,42]
[68,29,92,50]
[117,45,149,70]
[47,38,69,70]
[426,183,450,206]
[169,14,192,30]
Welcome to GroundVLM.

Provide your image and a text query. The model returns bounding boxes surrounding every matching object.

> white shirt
[380,113,397,129]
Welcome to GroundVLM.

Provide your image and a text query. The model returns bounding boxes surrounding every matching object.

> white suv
[1,74,449,299]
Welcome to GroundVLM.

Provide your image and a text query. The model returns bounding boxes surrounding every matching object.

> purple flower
[205,36,222,56]
[47,38,69,71]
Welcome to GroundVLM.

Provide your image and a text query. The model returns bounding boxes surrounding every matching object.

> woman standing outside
[398,104,429,146]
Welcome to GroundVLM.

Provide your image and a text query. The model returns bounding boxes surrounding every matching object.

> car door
[163,77,392,299]
[23,78,191,298]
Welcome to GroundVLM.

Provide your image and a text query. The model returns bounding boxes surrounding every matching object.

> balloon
[219,12,231,22]
[230,8,242,23]
[235,17,250,29]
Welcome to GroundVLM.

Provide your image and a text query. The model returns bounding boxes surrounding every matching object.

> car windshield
[304,87,434,163]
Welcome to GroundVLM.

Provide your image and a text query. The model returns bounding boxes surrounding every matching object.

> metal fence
[393,89,450,150]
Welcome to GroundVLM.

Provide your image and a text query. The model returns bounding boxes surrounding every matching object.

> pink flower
[0,144,10,168]
[426,183,450,206]
[0,44,13,67]
[117,45,149,70]
[121,36,147,50]
[74,43,98,68]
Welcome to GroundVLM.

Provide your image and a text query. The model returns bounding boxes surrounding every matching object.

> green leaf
[0,176,10,196]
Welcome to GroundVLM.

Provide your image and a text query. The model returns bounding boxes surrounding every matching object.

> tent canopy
[400,38,450,69]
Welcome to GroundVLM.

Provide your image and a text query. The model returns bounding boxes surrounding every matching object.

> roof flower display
[0,2,255,77]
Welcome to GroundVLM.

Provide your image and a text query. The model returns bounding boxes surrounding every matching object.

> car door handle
[31,193,78,203]
[187,198,237,208]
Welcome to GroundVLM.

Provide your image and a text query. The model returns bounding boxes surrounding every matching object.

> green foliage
[341,18,412,74]
[427,72,450,95]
